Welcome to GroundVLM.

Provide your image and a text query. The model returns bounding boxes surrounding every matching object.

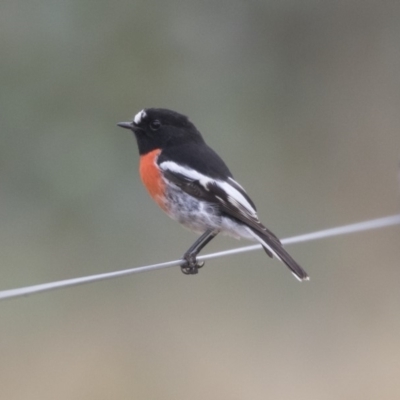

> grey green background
[1,1,400,399]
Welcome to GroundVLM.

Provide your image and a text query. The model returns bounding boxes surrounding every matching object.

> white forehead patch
[133,109,147,125]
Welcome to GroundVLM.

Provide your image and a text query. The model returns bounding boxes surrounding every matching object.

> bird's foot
[180,253,204,275]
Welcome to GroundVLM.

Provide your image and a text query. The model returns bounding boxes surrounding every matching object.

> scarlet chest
[139,149,167,210]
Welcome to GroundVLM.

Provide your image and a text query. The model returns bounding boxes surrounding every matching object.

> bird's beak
[117,121,134,130]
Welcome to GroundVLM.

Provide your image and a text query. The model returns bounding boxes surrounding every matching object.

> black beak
[117,121,134,130]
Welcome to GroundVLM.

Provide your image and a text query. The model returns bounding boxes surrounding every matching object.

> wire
[1,214,399,301]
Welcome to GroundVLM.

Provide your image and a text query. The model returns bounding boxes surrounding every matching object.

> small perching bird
[118,108,308,281]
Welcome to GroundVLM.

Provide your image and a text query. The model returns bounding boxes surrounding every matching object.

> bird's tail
[245,227,309,281]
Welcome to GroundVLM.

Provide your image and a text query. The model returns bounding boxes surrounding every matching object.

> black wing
[159,160,280,245]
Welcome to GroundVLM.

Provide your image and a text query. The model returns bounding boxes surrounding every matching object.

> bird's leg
[181,229,218,275]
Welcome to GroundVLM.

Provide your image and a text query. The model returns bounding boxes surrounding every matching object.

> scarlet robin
[118,108,308,281]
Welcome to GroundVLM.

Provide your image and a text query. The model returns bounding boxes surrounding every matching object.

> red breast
[139,149,167,211]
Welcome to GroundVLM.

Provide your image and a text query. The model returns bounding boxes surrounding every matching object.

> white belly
[164,184,255,240]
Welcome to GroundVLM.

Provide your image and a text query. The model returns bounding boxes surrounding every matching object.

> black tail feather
[248,228,309,281]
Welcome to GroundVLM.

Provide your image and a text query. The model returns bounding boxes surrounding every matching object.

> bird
[118,108,309,281]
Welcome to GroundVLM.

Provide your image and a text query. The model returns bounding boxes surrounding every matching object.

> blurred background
[1,1,400,399]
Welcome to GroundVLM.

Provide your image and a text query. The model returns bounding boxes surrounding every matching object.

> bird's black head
[118,108,205,155]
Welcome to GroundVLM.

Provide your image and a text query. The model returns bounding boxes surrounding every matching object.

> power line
[1,214,399,301]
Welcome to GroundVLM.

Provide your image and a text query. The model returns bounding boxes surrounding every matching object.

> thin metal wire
[1,214,399,301]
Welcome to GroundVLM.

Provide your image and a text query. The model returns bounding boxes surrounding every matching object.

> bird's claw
[181,254,204,275]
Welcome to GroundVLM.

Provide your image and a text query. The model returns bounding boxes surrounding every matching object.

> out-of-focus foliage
[1,1,400,399]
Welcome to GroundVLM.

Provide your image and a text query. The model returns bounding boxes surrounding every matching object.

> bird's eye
[150,120,161,131]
